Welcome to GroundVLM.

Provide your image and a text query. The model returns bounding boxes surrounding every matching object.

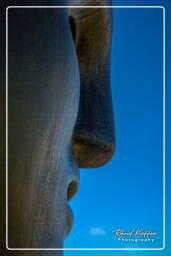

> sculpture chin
[65,205,74,238]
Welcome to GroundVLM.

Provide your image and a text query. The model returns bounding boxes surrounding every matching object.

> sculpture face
[0,0,115,254]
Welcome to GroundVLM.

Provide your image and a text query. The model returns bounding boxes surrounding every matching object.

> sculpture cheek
[6,7,80,249]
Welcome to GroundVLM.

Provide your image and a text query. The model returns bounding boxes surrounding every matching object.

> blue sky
[64,1,171,255]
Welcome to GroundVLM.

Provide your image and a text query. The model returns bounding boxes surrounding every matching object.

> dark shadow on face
[0,0,115,254]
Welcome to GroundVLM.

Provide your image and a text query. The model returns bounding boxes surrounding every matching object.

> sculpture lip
[65,204,74,237]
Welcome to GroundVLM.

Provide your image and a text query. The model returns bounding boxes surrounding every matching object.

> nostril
[73,136,115,169]
[67,180,79,202]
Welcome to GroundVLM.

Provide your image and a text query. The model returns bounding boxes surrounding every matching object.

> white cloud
[89,227,107,236]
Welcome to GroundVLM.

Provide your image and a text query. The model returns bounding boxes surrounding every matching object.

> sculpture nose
[70,4,115,169]
[72,72,115,168]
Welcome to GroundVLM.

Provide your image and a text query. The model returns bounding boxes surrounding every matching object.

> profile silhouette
[0,0,115,255]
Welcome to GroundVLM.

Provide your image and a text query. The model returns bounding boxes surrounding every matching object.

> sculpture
[0,0,115,255]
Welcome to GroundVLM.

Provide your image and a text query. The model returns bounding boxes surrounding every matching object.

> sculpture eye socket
[69,16,76,42]
[67,180,79,202]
